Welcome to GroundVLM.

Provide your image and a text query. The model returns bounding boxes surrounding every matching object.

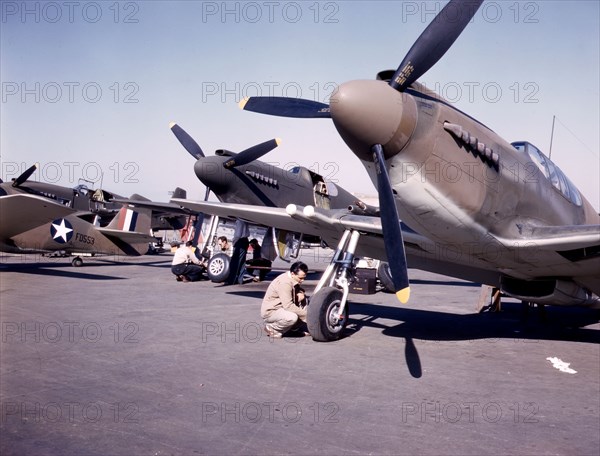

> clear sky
[1,0,599,211]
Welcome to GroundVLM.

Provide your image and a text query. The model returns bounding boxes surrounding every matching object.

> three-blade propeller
[169,122,282,245]
[237,0,483,302]
[169,122,280,169]
[170,122,273,247]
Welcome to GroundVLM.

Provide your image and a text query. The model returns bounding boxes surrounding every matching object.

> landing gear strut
[307,229,360,341]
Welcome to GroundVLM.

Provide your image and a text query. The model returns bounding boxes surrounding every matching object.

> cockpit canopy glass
[511,141,582,206]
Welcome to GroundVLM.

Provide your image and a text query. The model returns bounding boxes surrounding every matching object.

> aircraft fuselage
[330,80,600,298]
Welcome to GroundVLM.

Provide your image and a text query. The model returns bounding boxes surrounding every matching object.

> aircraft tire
[207,253,230,283]
[72,257,83,267]
[307,287,348,342]
[377,261,395,293]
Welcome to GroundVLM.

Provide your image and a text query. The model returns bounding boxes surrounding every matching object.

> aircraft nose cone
[194,156,229,194]
[330,80,417,161]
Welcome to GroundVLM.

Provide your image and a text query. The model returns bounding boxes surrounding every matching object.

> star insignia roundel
[50,218,74,244]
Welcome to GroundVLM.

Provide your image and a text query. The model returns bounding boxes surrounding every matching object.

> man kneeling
[261,262,309,338]
[171,241,205,282]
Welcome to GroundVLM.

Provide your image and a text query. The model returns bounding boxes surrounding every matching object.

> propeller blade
[12,163,38,188]
[169,122,205,159]
[390,0,483,92]
[239,97,331,119]
[223,138,281,169]
[372,144,410,303]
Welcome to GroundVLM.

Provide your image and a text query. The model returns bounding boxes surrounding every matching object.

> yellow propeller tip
[275,138,282,146]
[238,97,249,110]
[396,287,410,304]
[168,121,177,129]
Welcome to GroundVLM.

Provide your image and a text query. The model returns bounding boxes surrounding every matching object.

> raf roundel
[50,218,74,244]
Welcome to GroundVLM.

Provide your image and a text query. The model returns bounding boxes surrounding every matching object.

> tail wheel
[207,253,230,282]
[307,287,348,342]
[71,257,83,267]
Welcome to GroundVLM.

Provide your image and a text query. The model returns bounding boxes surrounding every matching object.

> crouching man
[171,241,205,282]
[261,261,309,338]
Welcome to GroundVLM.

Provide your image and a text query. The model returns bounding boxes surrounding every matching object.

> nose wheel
[307,229,362,341]
[307,287,349,341]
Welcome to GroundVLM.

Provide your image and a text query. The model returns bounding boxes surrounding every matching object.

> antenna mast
[548,115,556,159]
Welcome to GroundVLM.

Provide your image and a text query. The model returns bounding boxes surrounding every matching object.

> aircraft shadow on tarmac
[0,260,137,280]
[0,256,174,280]
[347,302,600,343]
[346,302,599,378]
[226,279,598,380]
[409,278,481,287]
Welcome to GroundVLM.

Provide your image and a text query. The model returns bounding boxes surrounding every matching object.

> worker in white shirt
[171,241,206,282]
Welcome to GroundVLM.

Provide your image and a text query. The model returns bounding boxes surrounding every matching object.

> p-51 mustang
[117,122,377,279]
[173,0,600,341]
[168,122,374,213]
[167,122,376,255]
[1,164,155,265]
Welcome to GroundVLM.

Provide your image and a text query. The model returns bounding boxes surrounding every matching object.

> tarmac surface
[1,250,599,456]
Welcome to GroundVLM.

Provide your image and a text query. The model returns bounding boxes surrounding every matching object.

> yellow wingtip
[396,287,410,304]
[238,97,249,110]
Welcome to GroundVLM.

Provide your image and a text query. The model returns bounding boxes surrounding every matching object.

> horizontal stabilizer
[96,228,155,256]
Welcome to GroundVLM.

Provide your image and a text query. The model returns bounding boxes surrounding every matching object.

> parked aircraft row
[3,0,598,343]
[170,0,600,341]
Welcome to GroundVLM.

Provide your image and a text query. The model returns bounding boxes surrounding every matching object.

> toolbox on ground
[350,268,377,294]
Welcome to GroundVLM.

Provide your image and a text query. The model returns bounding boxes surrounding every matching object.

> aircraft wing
[495,224,600,296]
[171,199,435,263]
[110,198,197,216]
[503,224,600,251]
[0,194,76,240]
[171,200,600,292]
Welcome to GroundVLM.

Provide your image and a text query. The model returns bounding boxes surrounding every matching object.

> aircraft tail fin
[98,205,154,255]
[129,193,152,202]
[172,187,187,199]
[105,205,151,233]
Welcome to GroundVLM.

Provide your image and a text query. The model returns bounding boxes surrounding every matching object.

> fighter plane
[1,164,155,265]
[164,123,380,276]
[173,0,600,341]
[168,122,374,213]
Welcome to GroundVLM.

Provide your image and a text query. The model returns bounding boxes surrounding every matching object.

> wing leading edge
[0,194,76,240]
[171,199,600,297]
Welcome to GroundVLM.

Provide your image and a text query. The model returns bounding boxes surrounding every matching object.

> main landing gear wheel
[71,257,83,267]
[377,261,395,293]
[207,253,230,283]
[307,287,348,342]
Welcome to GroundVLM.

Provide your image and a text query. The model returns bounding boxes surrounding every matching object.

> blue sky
[1,0,599,210]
